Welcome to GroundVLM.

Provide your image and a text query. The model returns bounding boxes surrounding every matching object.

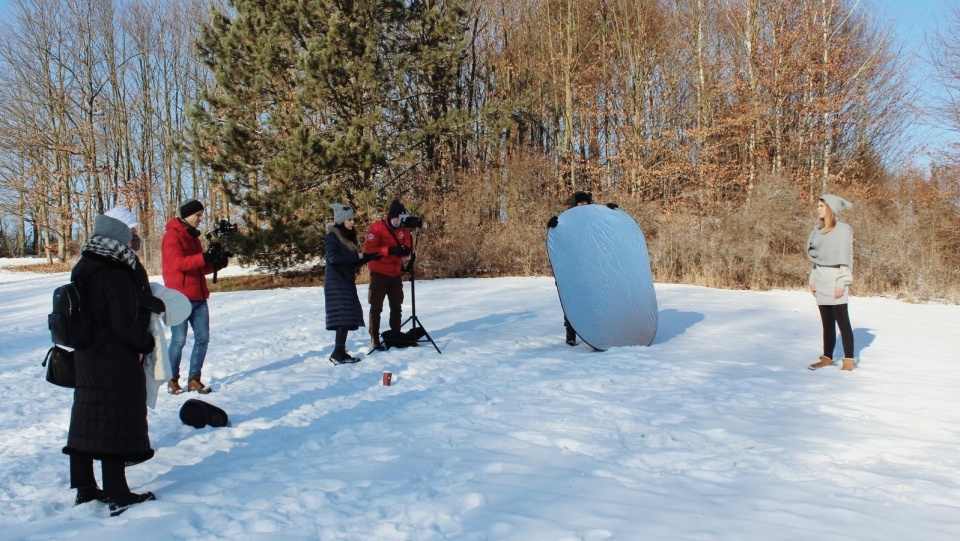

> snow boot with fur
[840,358,857,371]
[808,355,834,370]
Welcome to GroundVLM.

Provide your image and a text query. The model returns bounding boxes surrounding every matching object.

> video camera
[398,213,423,229]
[205,219,238,258]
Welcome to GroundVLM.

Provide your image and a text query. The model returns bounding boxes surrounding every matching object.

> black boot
[75,485,108,505]
[330,328,360,365]
[102,459,155,516]
[564,318,577,346]
[108,491,156,516]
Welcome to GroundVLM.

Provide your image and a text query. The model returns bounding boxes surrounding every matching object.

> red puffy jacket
[161,218,213,301]
[364,217,412,277]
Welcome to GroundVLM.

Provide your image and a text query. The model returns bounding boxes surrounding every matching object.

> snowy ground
[1,259,958,540]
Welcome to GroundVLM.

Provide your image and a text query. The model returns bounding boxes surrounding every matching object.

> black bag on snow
[179,399,229,429]
[42,345,76,388]
[48,281,96,349]
[380,327,427,349]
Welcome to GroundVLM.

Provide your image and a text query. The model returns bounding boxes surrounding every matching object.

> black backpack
[48,281,96,349]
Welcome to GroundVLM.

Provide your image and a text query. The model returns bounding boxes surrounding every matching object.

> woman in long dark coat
[325,203,379,364]
[63,214,158,516]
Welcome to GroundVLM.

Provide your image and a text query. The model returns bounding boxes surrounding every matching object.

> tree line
[1,0,958,300]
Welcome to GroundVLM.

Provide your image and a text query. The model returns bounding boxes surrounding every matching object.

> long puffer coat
[324,223,366,331]
[62,243,156,465]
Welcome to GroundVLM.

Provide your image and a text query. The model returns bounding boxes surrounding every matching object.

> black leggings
[70,456,130,498]
[818,303,854,359]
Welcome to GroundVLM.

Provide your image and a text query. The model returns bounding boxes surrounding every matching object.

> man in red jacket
[161,200,227,394]
[364,199,413,350]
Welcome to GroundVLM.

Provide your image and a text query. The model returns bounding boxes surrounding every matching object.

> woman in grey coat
[324,204,379,364]
[806,194,857,371]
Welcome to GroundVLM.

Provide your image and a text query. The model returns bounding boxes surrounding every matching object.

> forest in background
[1,0,959,302]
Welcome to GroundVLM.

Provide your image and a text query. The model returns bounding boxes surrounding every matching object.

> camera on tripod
[398,213,423,229]
[205,219,238,258]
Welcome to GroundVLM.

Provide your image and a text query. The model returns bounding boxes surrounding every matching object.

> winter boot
[565,322,577,346]
[808,355,834,370]
[167,378,183,395]
[329,347,346,365]
[75,485,108,506]
[840,358,857,371]
[187,377,212,394]
[330,328,360,365]
[108,491,156,517]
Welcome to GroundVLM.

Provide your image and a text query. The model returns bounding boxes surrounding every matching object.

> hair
[818,199,836,233]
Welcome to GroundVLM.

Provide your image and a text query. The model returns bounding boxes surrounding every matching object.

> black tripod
[400,229,441,353]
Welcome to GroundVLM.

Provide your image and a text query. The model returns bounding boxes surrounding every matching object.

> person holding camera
[324,203,381,364]
[161,199,228,394]
[364,199,413,350]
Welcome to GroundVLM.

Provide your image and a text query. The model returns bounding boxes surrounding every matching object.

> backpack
[48,281,96,349]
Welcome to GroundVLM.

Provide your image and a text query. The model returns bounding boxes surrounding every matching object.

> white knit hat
[105,206,138,230]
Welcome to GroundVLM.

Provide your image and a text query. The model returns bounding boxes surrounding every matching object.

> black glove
[388,245,411,257]
[359,252,383,265]
[606,202,619,210]
[148,297,166,315]
[547,216,558,228]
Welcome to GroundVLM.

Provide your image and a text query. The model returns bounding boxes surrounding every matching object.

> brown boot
[167,379,183,395]
[188,378,212,394]
[808,355,834,370]
[840,358,857,371]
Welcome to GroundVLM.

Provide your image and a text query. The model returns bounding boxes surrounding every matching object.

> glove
[606,202,619,210]
[148,297,166,315]
[547,216,558,228]
[388,245,412,257]
[359,252,382,265]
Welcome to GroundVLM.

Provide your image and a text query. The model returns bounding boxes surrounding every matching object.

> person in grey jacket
[806,194,857,371]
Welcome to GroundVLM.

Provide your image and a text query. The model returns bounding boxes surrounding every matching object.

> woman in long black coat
[325,203,379,364]
[63,214,158,516]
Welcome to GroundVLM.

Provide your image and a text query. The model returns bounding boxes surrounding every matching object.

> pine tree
[191,0,469,270]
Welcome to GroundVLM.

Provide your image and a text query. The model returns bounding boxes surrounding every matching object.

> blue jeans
[168,300,210,381]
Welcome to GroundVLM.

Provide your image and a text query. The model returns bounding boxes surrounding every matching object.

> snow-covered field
[1,259,958,540]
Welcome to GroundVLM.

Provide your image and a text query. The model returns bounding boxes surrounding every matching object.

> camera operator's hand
[388,245,411,257]
[204,243,229,270]
[547,216,558,228]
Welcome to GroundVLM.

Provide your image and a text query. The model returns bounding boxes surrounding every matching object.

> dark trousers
[368,272,404,340]
[70,456,129,498]
[818,303,854,358]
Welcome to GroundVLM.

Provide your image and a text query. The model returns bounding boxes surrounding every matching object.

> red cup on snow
[382,371,392,386]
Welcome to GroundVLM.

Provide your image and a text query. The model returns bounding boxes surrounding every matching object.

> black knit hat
[388,199,406,218]
[566,191,593,208]
[179,399,228,429]
[179,199,204,219]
